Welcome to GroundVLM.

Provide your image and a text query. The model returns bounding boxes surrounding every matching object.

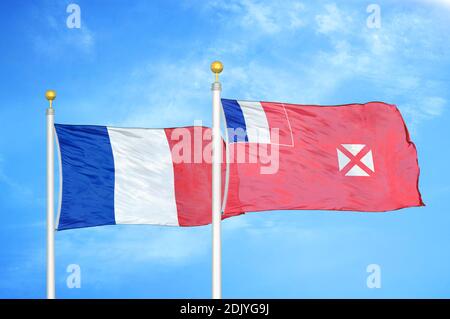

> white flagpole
[211,61,223,299]
[45,90,56,299]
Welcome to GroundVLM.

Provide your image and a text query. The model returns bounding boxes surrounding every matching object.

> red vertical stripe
[261,102,294,146]
[164,127,241,226]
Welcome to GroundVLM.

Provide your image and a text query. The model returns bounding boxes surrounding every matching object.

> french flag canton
[221,99,293,146]
[54,124,219,230]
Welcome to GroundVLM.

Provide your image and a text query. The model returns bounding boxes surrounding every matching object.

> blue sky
[0,0,450,298]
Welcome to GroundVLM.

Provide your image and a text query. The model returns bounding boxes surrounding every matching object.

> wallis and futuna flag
[54,124,235,230]
[222,99,424,214]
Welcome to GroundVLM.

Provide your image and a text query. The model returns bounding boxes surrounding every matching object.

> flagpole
[211,61,223,299]
[45,90,56,299]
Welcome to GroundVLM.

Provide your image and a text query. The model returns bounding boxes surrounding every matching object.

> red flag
[222,100,424,214]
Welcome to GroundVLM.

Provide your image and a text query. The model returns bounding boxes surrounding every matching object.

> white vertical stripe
[107,128,179,226]
[237,101,271,143]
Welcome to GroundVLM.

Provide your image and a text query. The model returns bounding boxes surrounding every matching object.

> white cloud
[315,3,351,34]
[55,215,307,268]
[310,4,448,127]
[424,97,446,117]
[57,226,210,265]
[115,58,213,128]
[402,96,447,129]
[33,26,94,57]
[30,4,95,57]
[237,216,319,240]
[0,155,41,206]
[205,0,306,34]
[83,2,448,134]
[419,0,450,8]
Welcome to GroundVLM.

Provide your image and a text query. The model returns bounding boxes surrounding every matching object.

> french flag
[55,124,231,230]
[222,99,293,145]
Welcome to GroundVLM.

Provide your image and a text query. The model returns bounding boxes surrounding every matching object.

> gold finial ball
[45,90,56,101]
[210,61,223,74]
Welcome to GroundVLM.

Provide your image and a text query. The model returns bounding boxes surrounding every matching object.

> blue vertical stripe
[55,124,116,230]
[221,98,248,142]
